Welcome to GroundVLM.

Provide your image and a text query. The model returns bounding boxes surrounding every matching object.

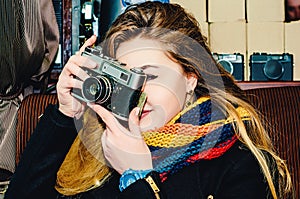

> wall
[170,0,300,81]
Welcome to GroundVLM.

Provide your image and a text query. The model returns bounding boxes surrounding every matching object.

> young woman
[5,2,293,199]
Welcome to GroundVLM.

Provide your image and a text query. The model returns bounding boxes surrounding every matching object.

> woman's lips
[140,110,151,119]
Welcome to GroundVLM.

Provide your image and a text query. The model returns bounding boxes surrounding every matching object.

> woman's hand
[88,103,153,174]
[56,35,98,118]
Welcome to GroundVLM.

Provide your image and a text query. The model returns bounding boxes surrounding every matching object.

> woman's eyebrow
[137,65,159,81]
[139,65,160,70]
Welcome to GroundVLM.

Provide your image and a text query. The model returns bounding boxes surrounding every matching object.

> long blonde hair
[104,2,293,198]
[56,2,293,198]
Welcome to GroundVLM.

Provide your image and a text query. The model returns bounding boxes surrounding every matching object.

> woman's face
[116,38,197,131]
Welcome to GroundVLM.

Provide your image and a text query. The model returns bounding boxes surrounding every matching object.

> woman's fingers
[63,55,98,80]
[88,103,142,138]
[79,35,97,54]
[57,76,83,90]
[87,103,117,129]
[56,35,98,119]
[128,107,142,138]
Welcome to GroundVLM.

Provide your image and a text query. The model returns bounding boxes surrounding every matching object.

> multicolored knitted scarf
[143,97,251,182]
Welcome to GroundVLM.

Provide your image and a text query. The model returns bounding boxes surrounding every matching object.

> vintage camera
[72,46,147,122]
[250,53,293,81]
[212,53,244,81]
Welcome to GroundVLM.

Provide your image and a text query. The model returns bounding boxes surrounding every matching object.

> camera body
[212,53,244,81]
[250,53,293,81]
[72,46,147,122]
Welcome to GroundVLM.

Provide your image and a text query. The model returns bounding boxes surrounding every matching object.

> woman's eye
[146,74,158,81]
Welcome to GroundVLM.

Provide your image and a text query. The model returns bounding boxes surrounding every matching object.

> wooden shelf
[237,81,300,90]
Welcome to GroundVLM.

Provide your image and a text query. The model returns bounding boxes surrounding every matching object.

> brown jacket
[0,0,59,98]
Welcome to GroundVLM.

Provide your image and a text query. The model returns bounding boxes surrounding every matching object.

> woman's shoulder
[164,140,263,182]
[222,140,259,164]
[221,140,276,171]
[196,140,262,173]
[164,141,271,198]
[163,140,272,182]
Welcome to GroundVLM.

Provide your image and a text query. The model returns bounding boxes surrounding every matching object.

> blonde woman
[5,2,293,199]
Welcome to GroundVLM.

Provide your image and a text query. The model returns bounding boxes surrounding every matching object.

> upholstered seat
[15,85,300,198]
[245,86,300,198]
[15,94,58,164]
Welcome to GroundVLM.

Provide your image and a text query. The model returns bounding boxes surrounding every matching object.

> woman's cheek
[139,96,182,131]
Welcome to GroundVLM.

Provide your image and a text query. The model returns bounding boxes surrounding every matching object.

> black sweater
[5,105,272,199]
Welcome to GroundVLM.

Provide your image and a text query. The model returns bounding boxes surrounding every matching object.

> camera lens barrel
[263,60,284,80]
[218,60,234,75]
[82,76,112,104]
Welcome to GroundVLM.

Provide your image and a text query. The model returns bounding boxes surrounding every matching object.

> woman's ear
[185,73,198,92]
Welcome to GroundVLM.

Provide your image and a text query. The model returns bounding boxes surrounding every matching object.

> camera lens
[263,60,284,80]
[218,60,234,75]
[82,76,112,104]
[88,83,98,96]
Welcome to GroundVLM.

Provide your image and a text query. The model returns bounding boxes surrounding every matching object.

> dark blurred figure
[285,0,300,21]
[0,0,59,186]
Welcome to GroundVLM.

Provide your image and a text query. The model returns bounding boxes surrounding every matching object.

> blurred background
[49,0,300,92]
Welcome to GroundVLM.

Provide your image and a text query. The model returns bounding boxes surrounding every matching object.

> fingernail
[135,107,141,116]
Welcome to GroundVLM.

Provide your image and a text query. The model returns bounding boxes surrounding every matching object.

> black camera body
[250,53,293,81]
[212,53,244,81]
[72,46,147,122]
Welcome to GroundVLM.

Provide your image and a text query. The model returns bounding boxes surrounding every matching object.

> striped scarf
[143,97,251,181]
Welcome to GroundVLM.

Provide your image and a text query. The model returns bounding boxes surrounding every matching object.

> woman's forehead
[116,37,165,59]
[115,38,182,72]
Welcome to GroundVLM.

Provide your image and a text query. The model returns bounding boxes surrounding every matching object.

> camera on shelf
[71,46,147,122]
[212,53,245,81]
[250,53,293,81]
